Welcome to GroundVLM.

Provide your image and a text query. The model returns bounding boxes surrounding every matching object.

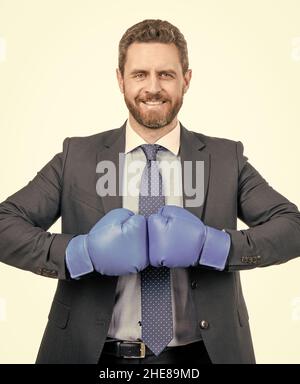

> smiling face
[117,42,192,129]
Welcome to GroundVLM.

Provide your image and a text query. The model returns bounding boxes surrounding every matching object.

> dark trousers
[98,340,212,365]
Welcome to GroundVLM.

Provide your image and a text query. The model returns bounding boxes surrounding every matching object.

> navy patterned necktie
[139,144,173,356]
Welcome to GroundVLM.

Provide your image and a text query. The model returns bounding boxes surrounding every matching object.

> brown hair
[118,19,189,76]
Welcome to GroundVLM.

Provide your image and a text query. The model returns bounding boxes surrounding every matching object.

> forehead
[125,42,181,72]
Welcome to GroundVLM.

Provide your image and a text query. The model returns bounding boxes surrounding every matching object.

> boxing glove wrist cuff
[65,235,94,279]
[199,226,231,271]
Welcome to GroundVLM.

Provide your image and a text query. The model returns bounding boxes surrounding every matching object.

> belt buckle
[121,341,146,359]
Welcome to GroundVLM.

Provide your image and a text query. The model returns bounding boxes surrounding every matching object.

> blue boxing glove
[148,205,231,270]
[65,208,148,278]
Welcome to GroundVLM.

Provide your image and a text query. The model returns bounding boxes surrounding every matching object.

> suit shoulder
[186,130,247,167]
[192,130,244,156]
[61,126,124,154]
[193,131,240,148]
[68,127,122,145]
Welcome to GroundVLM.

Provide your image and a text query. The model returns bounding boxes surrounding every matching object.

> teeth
[144,101,164,105]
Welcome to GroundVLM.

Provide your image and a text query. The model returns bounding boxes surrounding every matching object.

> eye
[134,73,145,79]
[160,72,174,79]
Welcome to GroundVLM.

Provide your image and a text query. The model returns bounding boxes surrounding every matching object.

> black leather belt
[102,340,147,358]
[102,340,172,359]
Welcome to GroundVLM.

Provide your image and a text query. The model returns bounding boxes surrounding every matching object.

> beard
[123,89,184,129]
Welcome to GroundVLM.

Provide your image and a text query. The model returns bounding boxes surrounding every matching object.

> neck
[128,114,178,144]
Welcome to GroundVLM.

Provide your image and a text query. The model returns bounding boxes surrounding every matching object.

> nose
[144,74,162,94]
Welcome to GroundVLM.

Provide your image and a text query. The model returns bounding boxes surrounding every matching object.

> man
[0,19,300,365]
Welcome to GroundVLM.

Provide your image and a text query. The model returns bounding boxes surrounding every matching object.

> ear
[116,68,124,94]
[183,69,192,94]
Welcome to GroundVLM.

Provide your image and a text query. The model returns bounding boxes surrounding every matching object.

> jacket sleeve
[224,141,300,271]
[0,138,74,280]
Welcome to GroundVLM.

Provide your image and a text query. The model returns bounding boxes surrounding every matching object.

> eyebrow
[129,69,177,76]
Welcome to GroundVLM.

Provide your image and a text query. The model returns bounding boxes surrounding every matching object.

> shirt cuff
[65,235,94,279]
[198,226,231,271]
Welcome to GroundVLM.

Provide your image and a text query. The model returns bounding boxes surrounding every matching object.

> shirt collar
[125,120,180,156]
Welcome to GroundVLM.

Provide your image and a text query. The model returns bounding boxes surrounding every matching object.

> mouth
[140,100,167,108]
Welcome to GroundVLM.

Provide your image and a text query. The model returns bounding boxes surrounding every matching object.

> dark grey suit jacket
[1,122,300,364]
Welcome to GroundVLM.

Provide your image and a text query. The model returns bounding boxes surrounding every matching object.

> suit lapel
[96,122,126,214]
[179,124,210,220]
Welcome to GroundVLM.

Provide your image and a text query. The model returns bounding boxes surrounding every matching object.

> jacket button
[191,281,198,289]
[199,320,209,329]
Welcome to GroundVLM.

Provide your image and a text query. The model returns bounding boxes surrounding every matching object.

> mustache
[137,95,169,103]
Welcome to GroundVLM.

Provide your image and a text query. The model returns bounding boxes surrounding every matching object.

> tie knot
[140,144,164,162]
